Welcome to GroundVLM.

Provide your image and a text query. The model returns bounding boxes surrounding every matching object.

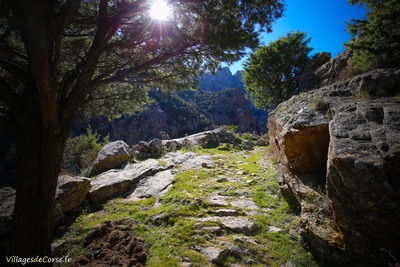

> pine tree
[346,0,400,71]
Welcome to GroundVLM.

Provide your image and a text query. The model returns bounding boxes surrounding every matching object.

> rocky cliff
[268,64,400,266]
[111,88,262,146]
[68,68,268,146]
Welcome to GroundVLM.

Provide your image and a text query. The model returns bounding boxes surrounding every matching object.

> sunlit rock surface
[269,67,400,266]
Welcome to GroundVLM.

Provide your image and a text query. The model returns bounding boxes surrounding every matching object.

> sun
[149,0,172,21]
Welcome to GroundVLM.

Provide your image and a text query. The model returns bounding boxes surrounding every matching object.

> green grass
[55,145,318,267]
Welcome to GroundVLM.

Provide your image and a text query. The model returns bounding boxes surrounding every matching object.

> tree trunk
[10,116,68,259]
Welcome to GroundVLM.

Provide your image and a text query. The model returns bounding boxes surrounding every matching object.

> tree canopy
[0,0,285,258]
[346,0,400,71]
[242,31,312,108]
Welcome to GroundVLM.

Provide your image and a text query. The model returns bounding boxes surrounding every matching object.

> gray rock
[88,159,170,203]
[242,140,255,150]
[208,196,230,207]
[219,216,258,235]
[133,138,163,160]
[55,175,91,213]
[219,241,246,254]
[230,199,258,210]
[1,176,92,236]
[0,187,15,235]
[127,170,175,199]
[199,246,228,264]
[162,127,238,150]
[268,226,283,233]
[164,152,214,170]
[90,141,130,176]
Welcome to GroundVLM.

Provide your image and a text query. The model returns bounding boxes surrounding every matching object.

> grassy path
[55,146,317,267]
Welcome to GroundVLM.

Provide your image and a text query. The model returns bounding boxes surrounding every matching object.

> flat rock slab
[164,152,214,170]
[126,170,175,200]
[207,196,231,207]
[88,159,171,203]
[219,216,258,235]
[197,216,258,235]
[231,199,259,210]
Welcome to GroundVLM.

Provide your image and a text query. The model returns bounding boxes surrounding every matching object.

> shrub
[63,126,109,173]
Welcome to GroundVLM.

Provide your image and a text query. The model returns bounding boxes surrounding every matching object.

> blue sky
[227,0,367,73]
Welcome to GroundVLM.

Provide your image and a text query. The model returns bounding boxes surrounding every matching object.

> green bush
[222,125,238,133]
[63,126,109,173]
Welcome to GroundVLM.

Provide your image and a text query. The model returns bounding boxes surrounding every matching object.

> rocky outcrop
[162,127,239,151]
[90,141,130,176]
[190,88,260,133]
[111,88,266,146]
[268,68,400,266]
[89,150,217,203]
[198,67,244,92]
[299,50,352,91]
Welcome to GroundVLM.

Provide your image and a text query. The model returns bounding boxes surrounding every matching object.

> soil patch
[71,220,148,267]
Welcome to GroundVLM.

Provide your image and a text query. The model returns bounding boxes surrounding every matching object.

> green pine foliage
[243,31,313,108]
[346,0,400,71]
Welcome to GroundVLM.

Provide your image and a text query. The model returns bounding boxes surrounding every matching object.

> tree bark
[10,112,69,260]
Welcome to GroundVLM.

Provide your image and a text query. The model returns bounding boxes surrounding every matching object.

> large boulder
[55,175,91,213]
[268,68,400,266]
[132,138,163,160]
[90,141,130,176]
[88,159,173,203]
[1,175,92,236]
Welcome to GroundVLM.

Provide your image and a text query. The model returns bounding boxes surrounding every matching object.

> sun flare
[149,0,172,21]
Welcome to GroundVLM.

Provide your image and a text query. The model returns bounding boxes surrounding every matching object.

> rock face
[110,88,256,146]
[268,68,400,266]
[90,140,130,176]
[299,50,352,91]
[55,175,91,213]
[67,67,268,147]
